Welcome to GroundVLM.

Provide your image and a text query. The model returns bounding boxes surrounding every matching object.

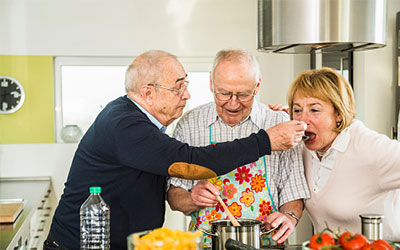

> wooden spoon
[216,196,240,226]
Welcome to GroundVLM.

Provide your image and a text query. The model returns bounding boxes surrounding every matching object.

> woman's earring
[336,121,342,127]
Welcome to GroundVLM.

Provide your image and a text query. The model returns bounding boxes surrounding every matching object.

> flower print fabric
[240,188,255,207]
[235,166,253,184]
[251,174,266,193]
[222,183,237,199]
[190,156,275,248]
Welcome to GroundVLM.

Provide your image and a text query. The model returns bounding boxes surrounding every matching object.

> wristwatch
[282,211,299,224]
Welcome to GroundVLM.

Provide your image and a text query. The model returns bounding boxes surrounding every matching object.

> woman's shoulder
[348,119,397,151]
[349,119,383,138]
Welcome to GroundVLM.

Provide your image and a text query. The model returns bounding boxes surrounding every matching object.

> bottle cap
[89,186,101,194]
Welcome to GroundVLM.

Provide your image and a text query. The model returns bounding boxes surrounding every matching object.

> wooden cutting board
[0,203,24,223]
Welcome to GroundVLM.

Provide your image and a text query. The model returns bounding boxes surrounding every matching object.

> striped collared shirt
[168,101,310,207]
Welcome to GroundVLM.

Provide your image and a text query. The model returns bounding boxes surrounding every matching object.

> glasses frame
[148,80,189,97]
[213,84,257,102]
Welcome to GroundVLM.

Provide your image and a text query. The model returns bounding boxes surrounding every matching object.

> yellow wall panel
[0,55,54,144]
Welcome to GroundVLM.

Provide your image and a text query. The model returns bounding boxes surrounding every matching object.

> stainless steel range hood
[257,0,387,54]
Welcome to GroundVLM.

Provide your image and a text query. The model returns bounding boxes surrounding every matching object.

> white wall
[1,0,400,243]
[0,0,257,57]
[0,143,77,200]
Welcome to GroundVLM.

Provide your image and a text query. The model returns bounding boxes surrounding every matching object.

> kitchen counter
[262,245,302,249]
[202,245,303,250]
[0,177,53,250]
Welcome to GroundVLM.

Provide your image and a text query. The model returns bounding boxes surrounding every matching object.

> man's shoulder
[253,101,290,125]
[179,102,215,122]
[185,102,214,115]
[98,96,150,129]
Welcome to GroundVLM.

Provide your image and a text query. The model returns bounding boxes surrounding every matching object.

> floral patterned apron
[188,126,277,248]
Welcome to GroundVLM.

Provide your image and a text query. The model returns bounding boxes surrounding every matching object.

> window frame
[54,56,213,142]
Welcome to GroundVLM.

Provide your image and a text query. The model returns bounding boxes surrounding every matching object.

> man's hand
[264,211,297,244]
[265,120,307,151]
[191,181,220,208]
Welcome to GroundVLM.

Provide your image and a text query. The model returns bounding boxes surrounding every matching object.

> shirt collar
[205,100,262,129]
[331,124,351,153]
[127,96,166,133]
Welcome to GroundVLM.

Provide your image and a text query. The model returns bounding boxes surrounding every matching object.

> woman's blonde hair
[287,68,356,132]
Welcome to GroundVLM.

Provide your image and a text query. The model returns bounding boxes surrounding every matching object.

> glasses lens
[215,93,232,101]
[215,93,254,102]
[237,95,254,102]
[178,81,189,96]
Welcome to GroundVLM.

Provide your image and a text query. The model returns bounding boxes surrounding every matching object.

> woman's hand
[268,104,289,114]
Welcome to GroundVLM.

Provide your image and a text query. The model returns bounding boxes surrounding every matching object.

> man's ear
[209,72,213,93]
[140,85,154,105]
[254,78,261,95]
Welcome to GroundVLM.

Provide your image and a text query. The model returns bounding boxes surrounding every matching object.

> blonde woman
[274,68,400,240]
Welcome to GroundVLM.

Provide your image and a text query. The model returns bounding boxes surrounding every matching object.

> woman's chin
[304,141,318,151]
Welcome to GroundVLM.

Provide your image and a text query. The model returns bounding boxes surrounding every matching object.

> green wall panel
[0,55,54,144]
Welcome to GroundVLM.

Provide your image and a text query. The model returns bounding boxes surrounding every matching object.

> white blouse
[307,125,351,193]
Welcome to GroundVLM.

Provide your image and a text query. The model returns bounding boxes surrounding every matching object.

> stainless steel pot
[197,219,273,250]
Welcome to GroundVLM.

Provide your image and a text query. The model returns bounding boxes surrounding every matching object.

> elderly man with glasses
[167,49,310,247]
[45,50,307,250]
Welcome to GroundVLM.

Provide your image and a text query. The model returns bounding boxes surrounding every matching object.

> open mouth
[226,109,240,114]
[304,131,316,142]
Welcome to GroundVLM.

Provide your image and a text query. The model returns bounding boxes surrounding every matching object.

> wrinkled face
[152,59,190,126]
[292,93,340,153]
[211,61,260,127]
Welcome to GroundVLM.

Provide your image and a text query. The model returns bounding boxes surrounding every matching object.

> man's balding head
[125,50,178,93]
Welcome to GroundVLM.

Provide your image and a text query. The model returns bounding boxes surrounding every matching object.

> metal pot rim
[210,218,262,226]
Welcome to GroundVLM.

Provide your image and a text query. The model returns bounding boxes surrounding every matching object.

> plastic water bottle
[80,186,110,250]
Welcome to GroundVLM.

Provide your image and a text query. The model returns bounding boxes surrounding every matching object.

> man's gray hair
[125,50,178,93]
[211,49,261,84]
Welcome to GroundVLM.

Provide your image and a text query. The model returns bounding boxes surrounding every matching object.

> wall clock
[0,76,25,114]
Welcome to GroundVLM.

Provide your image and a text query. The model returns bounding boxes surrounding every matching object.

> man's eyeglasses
[148,80,189,97]
[214,90,256,102]
[213,82,258,102]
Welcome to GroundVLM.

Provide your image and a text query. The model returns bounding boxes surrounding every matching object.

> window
[55,57,213,142]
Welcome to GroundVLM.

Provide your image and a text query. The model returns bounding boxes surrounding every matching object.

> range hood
[257,0,387,54]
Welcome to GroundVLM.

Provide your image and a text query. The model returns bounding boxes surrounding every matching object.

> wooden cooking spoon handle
[216,196,240,226]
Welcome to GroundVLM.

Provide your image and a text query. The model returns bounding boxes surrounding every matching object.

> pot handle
[260,226,279,237]
[195,225,219,237]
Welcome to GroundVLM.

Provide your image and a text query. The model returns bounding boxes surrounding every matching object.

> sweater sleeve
[114,116,271,178]
[371,134,400,190]
[355,122,400,191]
[167,114,198,190]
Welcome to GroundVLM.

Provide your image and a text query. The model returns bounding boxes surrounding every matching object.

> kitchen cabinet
[0,177,56,250]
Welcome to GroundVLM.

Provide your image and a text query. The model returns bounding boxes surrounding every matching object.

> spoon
[216,196,241,226]
[302,135,310,141]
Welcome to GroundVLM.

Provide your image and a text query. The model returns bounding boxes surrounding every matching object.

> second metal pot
[198,219,272,250]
